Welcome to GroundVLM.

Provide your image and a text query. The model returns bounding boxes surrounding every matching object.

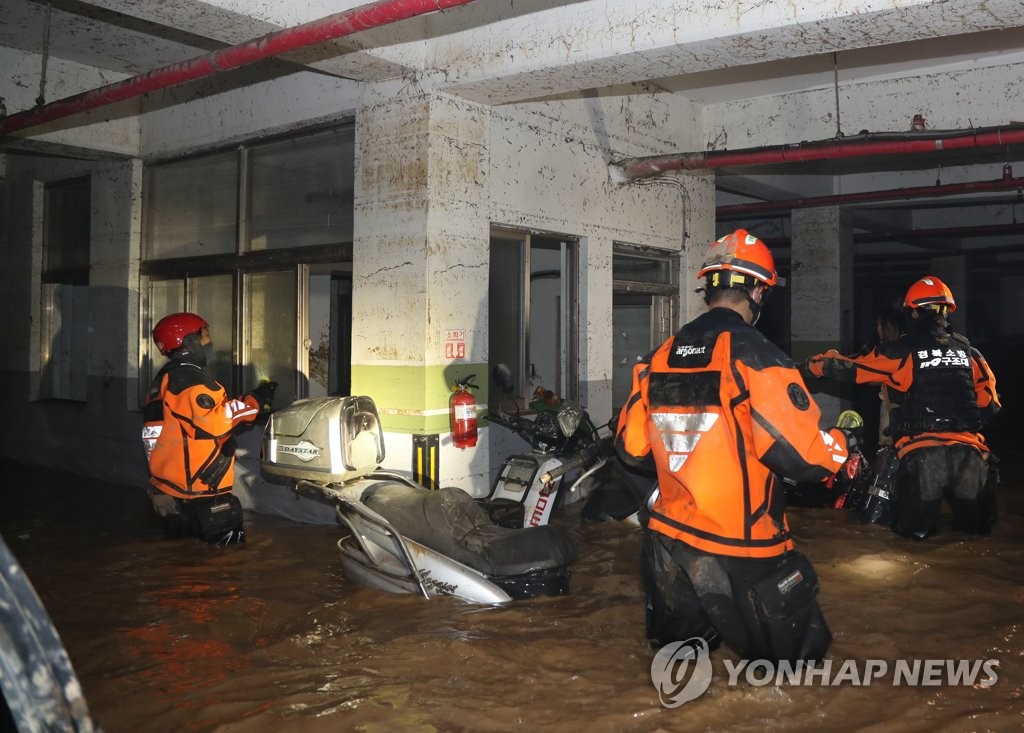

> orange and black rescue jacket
[142,360,260,499]
[805,327,999,460]
[616,308,849,559]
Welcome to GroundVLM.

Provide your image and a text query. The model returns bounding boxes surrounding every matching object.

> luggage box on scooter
[260,396,385,484]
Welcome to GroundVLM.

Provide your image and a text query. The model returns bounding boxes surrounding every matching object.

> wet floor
[1,458,1022,733]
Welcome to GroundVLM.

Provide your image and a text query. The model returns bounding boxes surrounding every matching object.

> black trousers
[641,531,831,663]
[156,492,246,544]
[893,444,996,538]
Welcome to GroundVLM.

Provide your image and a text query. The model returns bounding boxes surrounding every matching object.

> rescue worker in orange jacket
[142,312,277,544]
[803,275,1000,539]
[616,229,851,663]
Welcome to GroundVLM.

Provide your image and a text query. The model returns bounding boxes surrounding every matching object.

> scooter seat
[359,482,576,577]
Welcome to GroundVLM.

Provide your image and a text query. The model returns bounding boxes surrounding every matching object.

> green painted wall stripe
[351,363,488,434]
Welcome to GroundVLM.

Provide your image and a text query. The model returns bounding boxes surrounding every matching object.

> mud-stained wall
[352,87,489,373]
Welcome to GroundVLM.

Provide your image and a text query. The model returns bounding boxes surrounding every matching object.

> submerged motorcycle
[260,391,612,604]
[482,364,644,529]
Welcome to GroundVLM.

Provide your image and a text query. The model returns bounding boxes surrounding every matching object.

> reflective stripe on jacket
[616,308,848,559]
[142,361,260,499]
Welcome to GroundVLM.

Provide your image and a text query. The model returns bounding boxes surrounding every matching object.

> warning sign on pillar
[444,329,467,360]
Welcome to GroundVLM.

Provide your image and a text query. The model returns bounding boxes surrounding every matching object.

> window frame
[39,176,92,403]
[139,122,355,407]
[489,226,580,407]
[611,243,679,411]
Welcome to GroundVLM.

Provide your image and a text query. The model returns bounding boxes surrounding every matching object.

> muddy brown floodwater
[1,458,1022,733]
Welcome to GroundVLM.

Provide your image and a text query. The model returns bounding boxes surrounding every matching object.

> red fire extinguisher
[449,374,479,449]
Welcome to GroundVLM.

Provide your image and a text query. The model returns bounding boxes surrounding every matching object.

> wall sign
[444,329,466,359]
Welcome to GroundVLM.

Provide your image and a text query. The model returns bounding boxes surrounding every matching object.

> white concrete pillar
[351,86,491,488]
[790,206,854,423]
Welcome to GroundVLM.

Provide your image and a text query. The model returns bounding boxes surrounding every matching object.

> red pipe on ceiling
[761,222,1024,249]
[0,0,477,137]
[718,166,1024,218]
[610,127,1024,182]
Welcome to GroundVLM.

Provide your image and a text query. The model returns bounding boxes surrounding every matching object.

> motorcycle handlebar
[541,441,605,483]
[487,412,535,435]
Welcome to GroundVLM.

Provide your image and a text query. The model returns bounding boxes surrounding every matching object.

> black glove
[249,380,278,413]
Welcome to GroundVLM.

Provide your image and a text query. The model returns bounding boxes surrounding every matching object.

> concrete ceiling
[3,0,1024,279]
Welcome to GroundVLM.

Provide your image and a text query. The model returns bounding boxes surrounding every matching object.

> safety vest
[896,331,981,436]
[142,361,260,499]
[616,308,848,559]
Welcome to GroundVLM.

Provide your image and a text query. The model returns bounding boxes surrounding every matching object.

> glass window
[247,127,354,251]
[40,284,89,401]
[140,123,355,411]
[612,297,653,409]
[144,279,184,389]
[43,178,90,283]
[488,235,526,400]
[244,271,298,407]
[307,268,352,397]
[489,230,578,406]
[144,274,234,395]
[145,151,239,259]
[190,274,235,390]
[40,178,91,401]
[148,279,184,323]
[612,252,674,285]
[611,244,678,412]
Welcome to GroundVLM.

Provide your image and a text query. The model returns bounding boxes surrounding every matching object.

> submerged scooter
[260,394,580,603]
[481,364,643,529]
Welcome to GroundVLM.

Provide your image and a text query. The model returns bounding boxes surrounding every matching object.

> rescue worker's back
[618,307,848,558]
[615,229,849,662]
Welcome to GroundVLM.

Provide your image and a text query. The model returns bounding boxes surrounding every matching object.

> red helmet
[903,275,956,313]
[698,229,778,287]
[152,312,208,355]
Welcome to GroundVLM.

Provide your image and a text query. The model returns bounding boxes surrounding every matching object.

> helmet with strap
[153,312,208,356]
[903,275,956,314]
[698,229,778,288]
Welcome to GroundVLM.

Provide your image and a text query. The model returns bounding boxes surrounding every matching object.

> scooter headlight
[556,402,583,437]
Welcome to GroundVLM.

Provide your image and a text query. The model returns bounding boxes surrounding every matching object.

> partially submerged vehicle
[260,395,582,603]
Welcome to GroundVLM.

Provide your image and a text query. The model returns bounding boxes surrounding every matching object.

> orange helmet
[153,312,208,355]
[903,276,956,313]
[698,229,778,287]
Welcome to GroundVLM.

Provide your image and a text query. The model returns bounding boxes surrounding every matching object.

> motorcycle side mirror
[492,363,515,395]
